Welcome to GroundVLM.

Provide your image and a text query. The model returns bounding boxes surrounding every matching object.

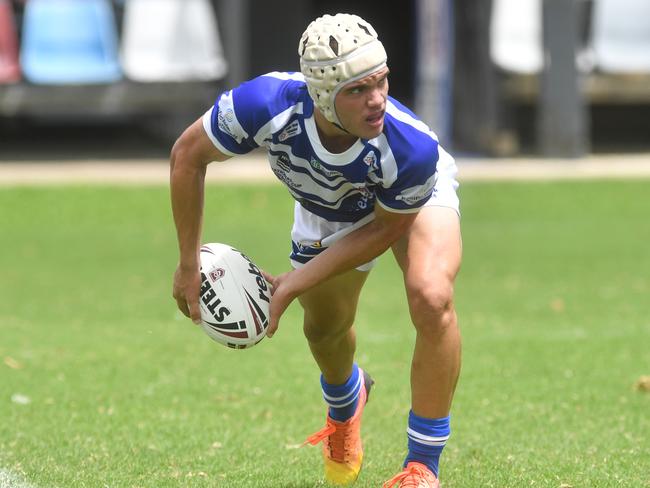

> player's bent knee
[303,311,355,344]
[407,280,456,334]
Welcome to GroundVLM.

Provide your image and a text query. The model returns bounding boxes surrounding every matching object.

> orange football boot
[303,370,374,485]
[382,461,440,488]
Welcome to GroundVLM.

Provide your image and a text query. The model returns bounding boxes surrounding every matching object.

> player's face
[335,67,389,139]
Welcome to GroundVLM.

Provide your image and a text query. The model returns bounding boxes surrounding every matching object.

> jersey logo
[296,240,322,251]
[216,91,247,143]
[278,120,302,142]
[309,157,342,178]
[218,108,238,140]
[395,172,438,205]
[275,153,292,172]
[272,167,302,189]
[363,151,377,167]
[352,183,374,209]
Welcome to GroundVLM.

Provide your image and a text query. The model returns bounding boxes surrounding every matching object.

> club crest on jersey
[363,151,377,167]
[278,120,302,142]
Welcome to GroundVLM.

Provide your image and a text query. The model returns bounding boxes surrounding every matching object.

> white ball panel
[198,243,270,349]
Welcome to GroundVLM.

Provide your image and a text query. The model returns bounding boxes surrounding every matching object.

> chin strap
[333,121,351,134]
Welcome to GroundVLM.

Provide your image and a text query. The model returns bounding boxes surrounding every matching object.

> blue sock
[320,363,361,422]
[404,411,450,477]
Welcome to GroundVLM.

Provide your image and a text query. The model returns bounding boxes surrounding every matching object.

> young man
[171,13,462,488]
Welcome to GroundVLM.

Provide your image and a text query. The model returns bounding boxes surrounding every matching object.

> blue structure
[20,0,122,84]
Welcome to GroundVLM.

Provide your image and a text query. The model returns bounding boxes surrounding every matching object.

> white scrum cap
[299,13,387,126]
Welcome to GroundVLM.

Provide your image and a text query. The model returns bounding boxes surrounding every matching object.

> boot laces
[382,462,434,488]
[303,420,356,462]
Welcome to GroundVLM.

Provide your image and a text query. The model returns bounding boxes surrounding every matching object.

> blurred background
[1,0,649,161]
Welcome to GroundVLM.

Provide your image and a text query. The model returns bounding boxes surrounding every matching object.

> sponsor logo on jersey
[278,120,302,142]
[309,157,343,178]
[273,168,302,189]
[395,172,438,205]
[275,153,292,172]
[216,91,246,143]
[352,183,373,198]
[396,194,428,205]
[217,108,238,140]
[350,183,374,209]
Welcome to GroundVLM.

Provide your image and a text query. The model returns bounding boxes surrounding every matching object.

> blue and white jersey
[203,72,443,223]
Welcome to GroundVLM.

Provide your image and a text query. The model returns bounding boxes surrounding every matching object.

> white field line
[0,153,649,186]
[0,468,37,488]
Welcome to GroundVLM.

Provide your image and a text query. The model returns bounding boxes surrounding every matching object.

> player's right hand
[173,264,202,325]
[261,270,299,338]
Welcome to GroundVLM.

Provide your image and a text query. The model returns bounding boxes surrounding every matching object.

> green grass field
[1,180,649,487]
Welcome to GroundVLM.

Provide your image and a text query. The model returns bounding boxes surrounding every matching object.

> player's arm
[265,204,418,336]
[170,117,231,324]
[303,204,417,283]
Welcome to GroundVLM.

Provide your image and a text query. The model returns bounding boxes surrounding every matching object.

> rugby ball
[198,243,271,349]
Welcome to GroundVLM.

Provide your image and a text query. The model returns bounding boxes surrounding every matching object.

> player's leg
[389,205,462,485]
[394,206,462,416]
[299,269,374,485]
[300,269,373,426]
[299,268,368,385]
[290,201,374,412]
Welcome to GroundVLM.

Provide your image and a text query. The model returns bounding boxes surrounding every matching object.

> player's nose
[366,86,385,109]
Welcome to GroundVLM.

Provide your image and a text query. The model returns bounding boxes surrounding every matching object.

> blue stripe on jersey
[296,198,374,222]
[268,149,350,192]
[206,72,442,223]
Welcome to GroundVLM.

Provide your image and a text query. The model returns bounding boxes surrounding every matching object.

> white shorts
[290,151,460,271]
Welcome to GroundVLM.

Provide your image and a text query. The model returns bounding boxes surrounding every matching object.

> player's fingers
[261,270,276,295]
[261,270,275,284]
[175,296,190,318]
[266,315,278,338]
[187,299,202,325]
[266,291,287,339]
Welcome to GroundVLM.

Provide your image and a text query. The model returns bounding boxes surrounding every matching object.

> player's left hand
[262,270,298,338]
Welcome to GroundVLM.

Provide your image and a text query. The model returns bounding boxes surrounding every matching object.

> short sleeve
[374,139,439,213]
[203,74,294,156]
[203,73,307,156]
